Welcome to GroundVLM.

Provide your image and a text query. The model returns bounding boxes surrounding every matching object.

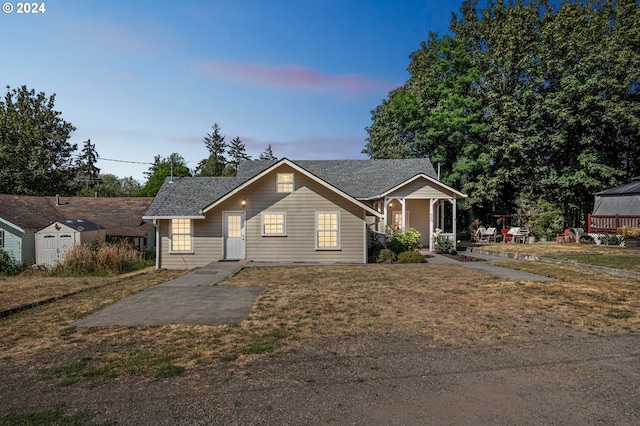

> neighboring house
[35,219,105,267]
[588,176,640,232]
[143,158,466,269]
[0,194,155,265]
[51,196,155,251]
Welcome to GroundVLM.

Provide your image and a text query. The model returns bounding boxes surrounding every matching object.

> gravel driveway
[2,325,638,425]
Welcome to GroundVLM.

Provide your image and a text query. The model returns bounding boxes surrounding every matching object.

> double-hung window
[170,219,193,253]
[262,212,286,236]
[277,173,294,193]
[316,211,340,250]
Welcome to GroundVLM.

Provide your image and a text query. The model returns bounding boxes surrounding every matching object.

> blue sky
[1,0,463,181]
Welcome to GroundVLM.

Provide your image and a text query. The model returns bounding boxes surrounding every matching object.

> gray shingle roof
[144,176,249,217]
[145,158,439,218]
[238,158,438,199]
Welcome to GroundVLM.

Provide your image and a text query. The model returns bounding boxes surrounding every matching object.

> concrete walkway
[423,251,556,282]
[72,260,265,327]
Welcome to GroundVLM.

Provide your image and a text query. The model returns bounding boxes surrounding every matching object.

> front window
[277,173,294,193]
[0,230,4,248]
[316,212,340,249]
[262,212,286,236]
[170,219,192,252]
[392,211,410,230]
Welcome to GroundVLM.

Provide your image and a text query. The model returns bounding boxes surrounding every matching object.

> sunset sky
[1,0,462,181]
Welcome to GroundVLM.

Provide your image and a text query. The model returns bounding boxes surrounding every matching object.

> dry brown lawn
[1,260,638,385]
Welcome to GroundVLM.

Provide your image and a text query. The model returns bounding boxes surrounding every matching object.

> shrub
[396,251,426,264]
[0,249,24,276]
[433,235,454,253]
[386,227,423,254]
[377,248,397,263]
[617,226,640,239]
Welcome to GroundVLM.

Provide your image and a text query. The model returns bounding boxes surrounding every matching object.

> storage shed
[36,219,104,267]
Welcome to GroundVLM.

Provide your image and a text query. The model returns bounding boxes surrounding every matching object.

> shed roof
[595,177,640,196]
[57,219,102,232]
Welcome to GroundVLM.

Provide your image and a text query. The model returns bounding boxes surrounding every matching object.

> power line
[98,157,153,165]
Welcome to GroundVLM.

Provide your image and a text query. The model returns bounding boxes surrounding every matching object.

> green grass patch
[554,254,640,272]
[42,356,118,387]
[606,308,634,319]
[1,407,93,425]
[155,364,186,379]
[245,329,287,354]
[42,351,187,386]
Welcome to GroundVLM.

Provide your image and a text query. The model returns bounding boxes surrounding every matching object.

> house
[50,196,155,251]
[0,194,155,265]
[588,176,640,232]
[143,158,466,269]
[35,219,104,267]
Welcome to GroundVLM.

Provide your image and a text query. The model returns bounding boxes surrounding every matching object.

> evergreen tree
[259,144,276,161]
[196,123,227,176]
[227,136,251,172]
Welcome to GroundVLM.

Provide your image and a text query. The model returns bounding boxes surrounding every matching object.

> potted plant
[617,226,640,249]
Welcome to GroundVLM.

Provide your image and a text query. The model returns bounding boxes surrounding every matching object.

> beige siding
[158,165,368,269]
[387,177,455,199]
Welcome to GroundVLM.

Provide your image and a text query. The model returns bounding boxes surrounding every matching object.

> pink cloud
[192,60,396,95]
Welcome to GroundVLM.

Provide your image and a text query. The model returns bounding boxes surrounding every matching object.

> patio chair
[482,227,498,242]
[472,227,486,242]
[556,229,570,244]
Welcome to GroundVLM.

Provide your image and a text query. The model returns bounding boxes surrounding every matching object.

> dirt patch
[438,253,487,262]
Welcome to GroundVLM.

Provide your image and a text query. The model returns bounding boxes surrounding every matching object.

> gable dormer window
[277,173,294,193]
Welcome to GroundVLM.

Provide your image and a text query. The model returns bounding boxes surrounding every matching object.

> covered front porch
[364,175,467,251]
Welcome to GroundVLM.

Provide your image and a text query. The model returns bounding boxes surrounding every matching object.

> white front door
[224,212,245,260]
[42,235,57,267]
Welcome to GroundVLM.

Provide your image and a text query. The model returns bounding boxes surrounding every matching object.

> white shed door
[42,235,58,267]
[41,233,74,267]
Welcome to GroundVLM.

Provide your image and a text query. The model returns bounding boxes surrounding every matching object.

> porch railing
[587,214,640,233]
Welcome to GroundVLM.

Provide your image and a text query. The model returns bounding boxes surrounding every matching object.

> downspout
[153,219,160,270]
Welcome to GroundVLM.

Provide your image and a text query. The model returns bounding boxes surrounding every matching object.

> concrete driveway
[72,261,265,327]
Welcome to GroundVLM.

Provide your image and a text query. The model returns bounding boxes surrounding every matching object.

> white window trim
[315,211,340,250]
[261,212,287,236]
[169,219,194,254]
[276,172,295,193]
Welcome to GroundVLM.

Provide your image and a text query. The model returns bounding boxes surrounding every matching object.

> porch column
[383,198,390,232]
[429,198,438,251]
[450,198,457,250]
[400,198,406,232]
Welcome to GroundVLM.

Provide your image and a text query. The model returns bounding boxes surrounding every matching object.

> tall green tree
[259,144,276,161]
[0,85,77,195]
[73,139,101,192]
[137,153,191,197]
[227,136,251,173]
[196,123,227,176]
